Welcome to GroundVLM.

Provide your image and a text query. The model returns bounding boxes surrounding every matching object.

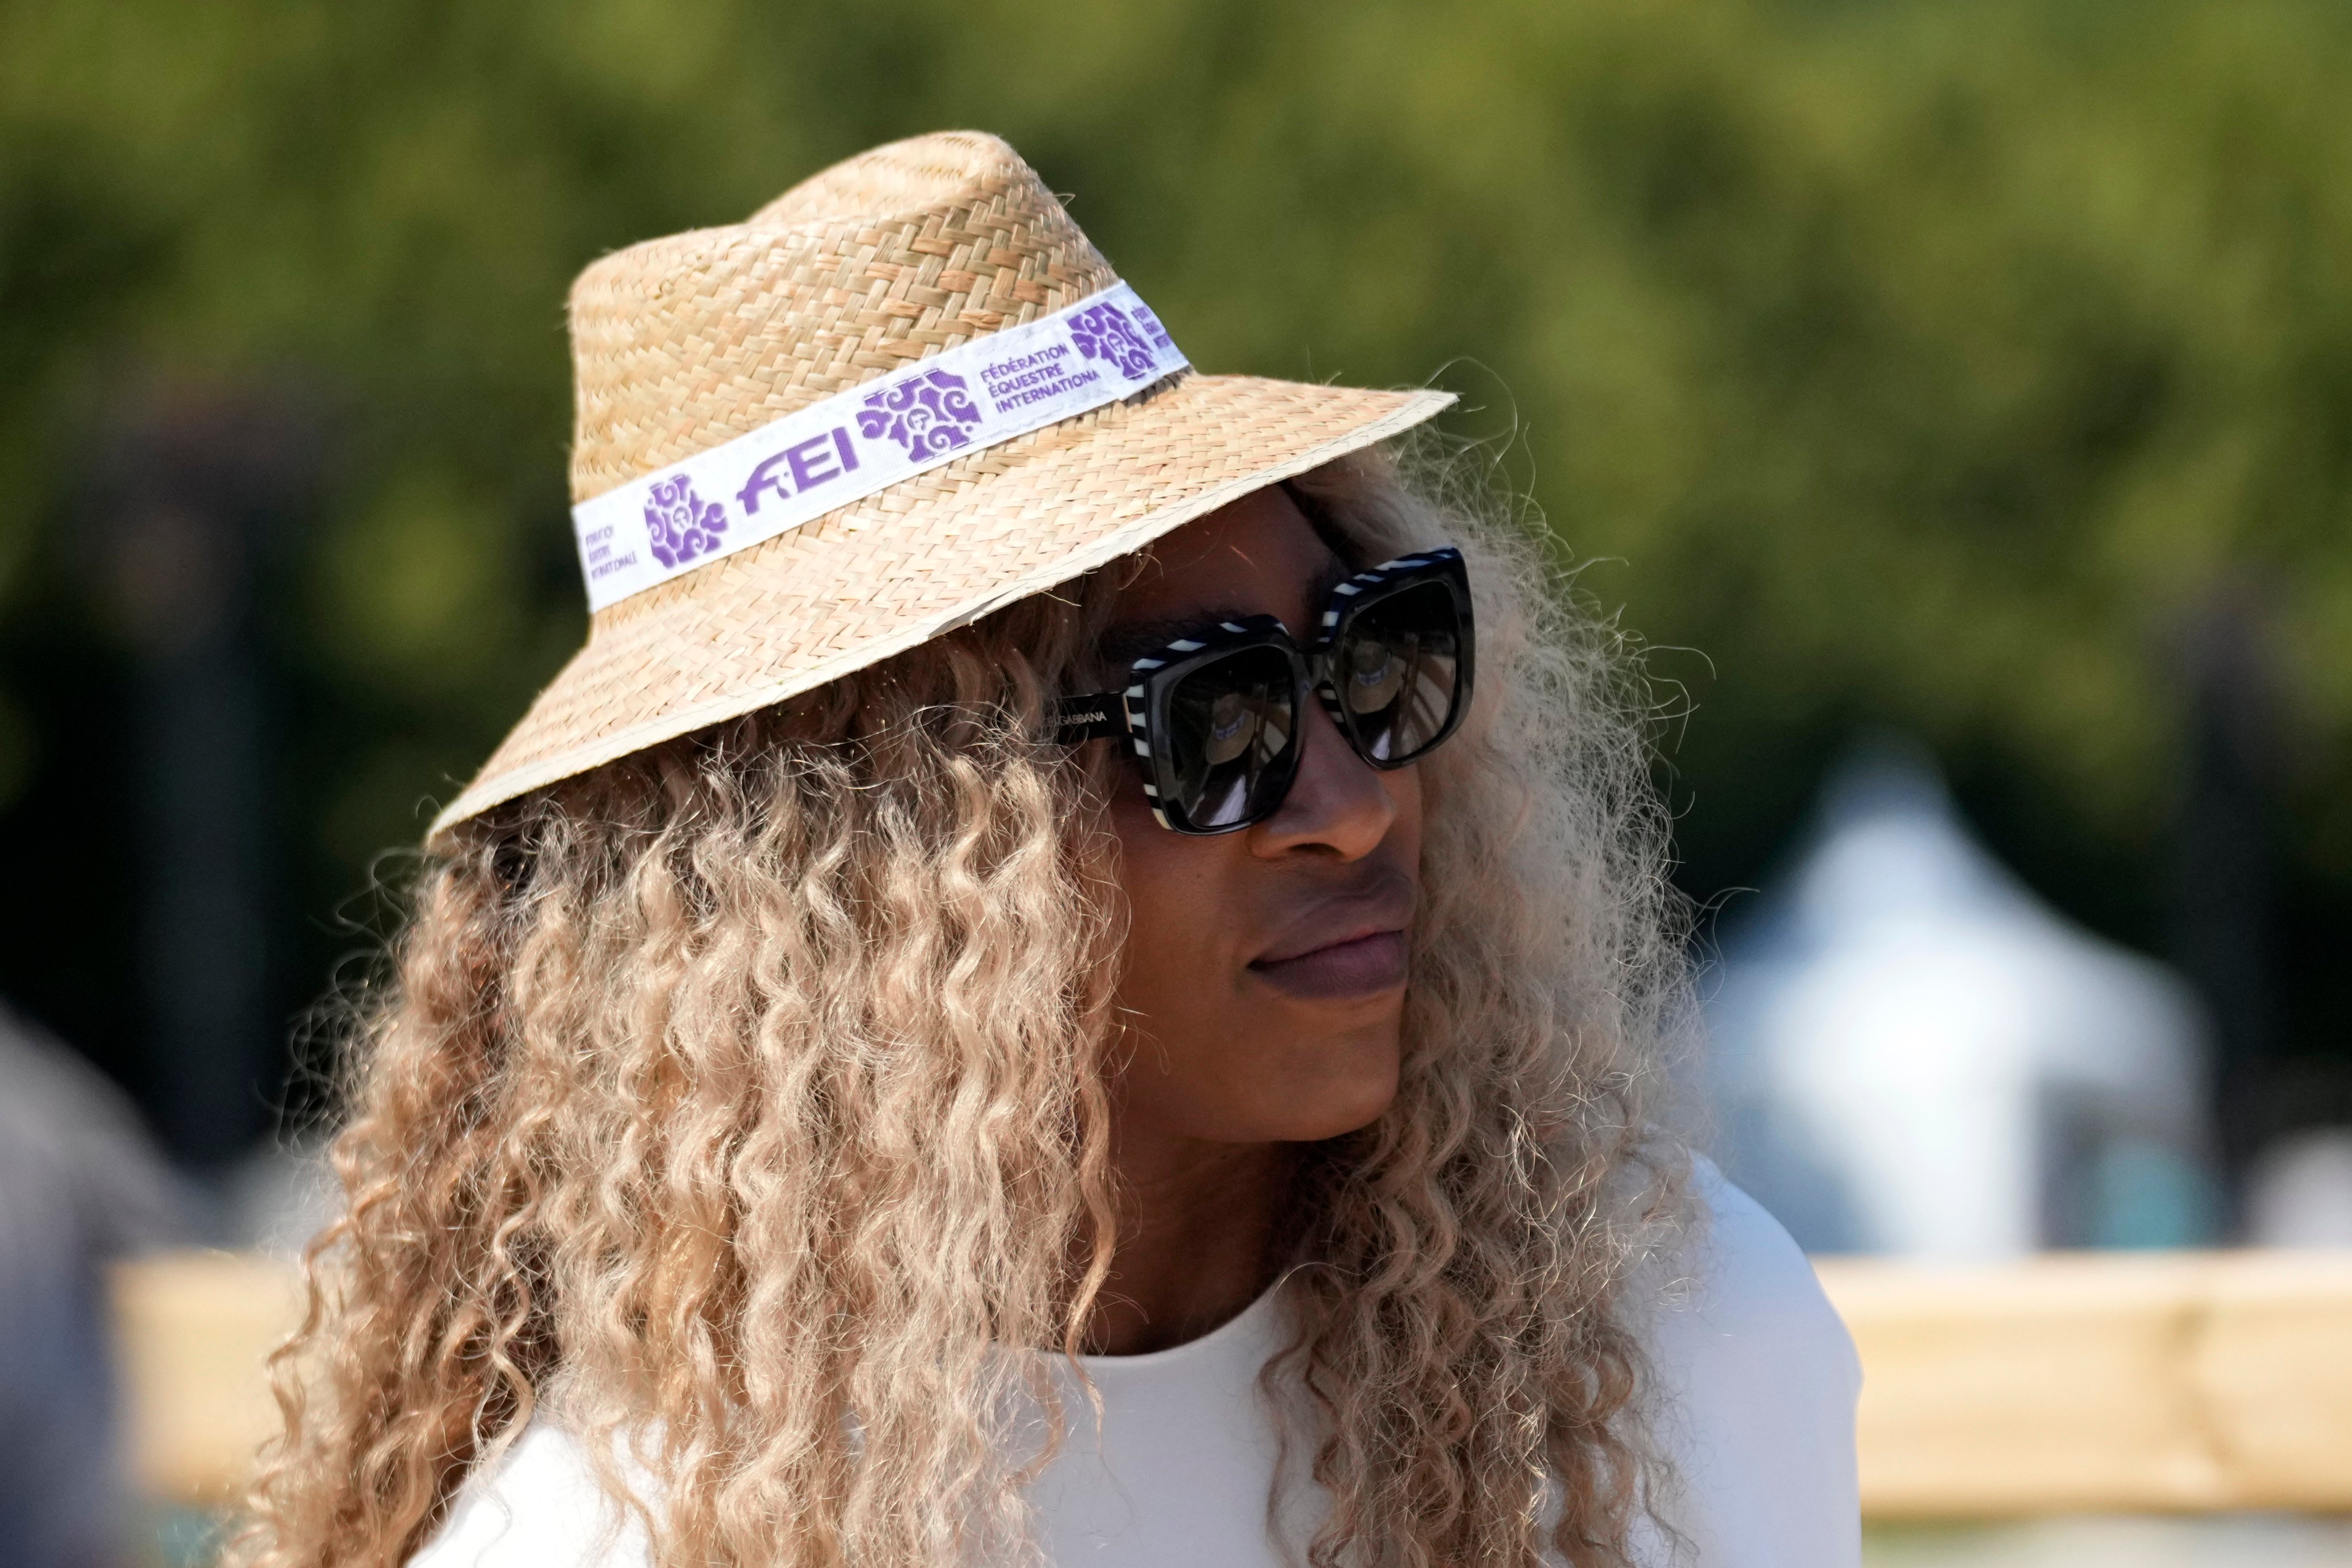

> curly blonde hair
[236,447,1693,1568]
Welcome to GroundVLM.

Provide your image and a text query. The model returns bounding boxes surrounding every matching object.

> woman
[242,133,1857,1568]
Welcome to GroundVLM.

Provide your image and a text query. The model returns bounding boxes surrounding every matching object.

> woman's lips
[1248,929,1409,1001]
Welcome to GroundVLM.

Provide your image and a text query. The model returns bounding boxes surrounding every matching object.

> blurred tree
[0,0,2345,1171]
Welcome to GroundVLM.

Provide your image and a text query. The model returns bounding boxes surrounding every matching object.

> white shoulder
[1664,1156,1863,1377]
[1638,1154,1862,1568]
[408,1420,652,1568]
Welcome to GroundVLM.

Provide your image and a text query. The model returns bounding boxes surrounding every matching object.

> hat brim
[429,373,1454,840]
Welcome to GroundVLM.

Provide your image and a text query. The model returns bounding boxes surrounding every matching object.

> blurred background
[1,0,2347,1562]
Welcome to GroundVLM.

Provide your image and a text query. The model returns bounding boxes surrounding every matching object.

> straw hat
[431,130,1454,837]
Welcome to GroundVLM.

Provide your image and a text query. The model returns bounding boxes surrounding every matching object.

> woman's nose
[1249,690,1398,860]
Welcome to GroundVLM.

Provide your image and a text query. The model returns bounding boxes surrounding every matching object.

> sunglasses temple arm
[1049,692,1126,745]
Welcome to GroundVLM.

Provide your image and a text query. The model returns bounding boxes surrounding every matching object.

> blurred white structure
[2246,1129,2352,1249]
[1705,744,2217,1258]
[224,1134,341,1260]
[0,1002,181,1567]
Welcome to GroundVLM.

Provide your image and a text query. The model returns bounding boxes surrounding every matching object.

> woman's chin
[1259,1053,1403,1143]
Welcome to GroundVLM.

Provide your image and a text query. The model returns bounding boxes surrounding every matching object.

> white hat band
[571,281,1188,611]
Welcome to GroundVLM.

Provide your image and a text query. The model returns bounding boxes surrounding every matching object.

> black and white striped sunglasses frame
[1052,547,1475,833]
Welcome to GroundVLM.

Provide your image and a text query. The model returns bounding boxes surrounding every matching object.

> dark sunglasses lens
[1165,646,1298,829]
[1337,580,1463,763]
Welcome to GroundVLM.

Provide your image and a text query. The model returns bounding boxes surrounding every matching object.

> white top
[413,1159,1859,1568]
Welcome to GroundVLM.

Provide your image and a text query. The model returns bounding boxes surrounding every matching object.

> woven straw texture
[432,132,1451,837]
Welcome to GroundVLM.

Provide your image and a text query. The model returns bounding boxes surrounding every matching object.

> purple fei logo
[1130,303,1176,353]
[1067,302,1158,381]
[643,474,729,570]
[856,369,983,460]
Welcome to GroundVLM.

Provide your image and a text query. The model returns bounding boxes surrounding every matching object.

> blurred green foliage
[0,0,2346,1127]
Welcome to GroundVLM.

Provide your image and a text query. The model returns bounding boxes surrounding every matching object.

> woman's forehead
[1106,488,1346,651]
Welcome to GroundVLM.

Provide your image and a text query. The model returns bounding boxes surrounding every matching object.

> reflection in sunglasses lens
[1204,689,1257,764]
[1169,646,1296,827]
[1342,580,1461,763]
[1346,638,1407,716]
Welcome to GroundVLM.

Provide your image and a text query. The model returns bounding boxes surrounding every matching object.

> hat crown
[566,132,1117,506]
[430,130,1451,840]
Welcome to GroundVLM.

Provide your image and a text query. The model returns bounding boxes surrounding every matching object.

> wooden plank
[2196,1252,2352,1509]
[1815,1251,2352,1517]
[111,1250,303,1507]
[110,1248,2352,1515]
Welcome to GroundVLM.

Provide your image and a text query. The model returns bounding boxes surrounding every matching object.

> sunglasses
[1053,547,1475,833]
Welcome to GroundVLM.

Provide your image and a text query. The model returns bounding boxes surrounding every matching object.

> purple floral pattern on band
[1067,302,1159,381]
[855,369,983,459]
[643,474,728,569]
